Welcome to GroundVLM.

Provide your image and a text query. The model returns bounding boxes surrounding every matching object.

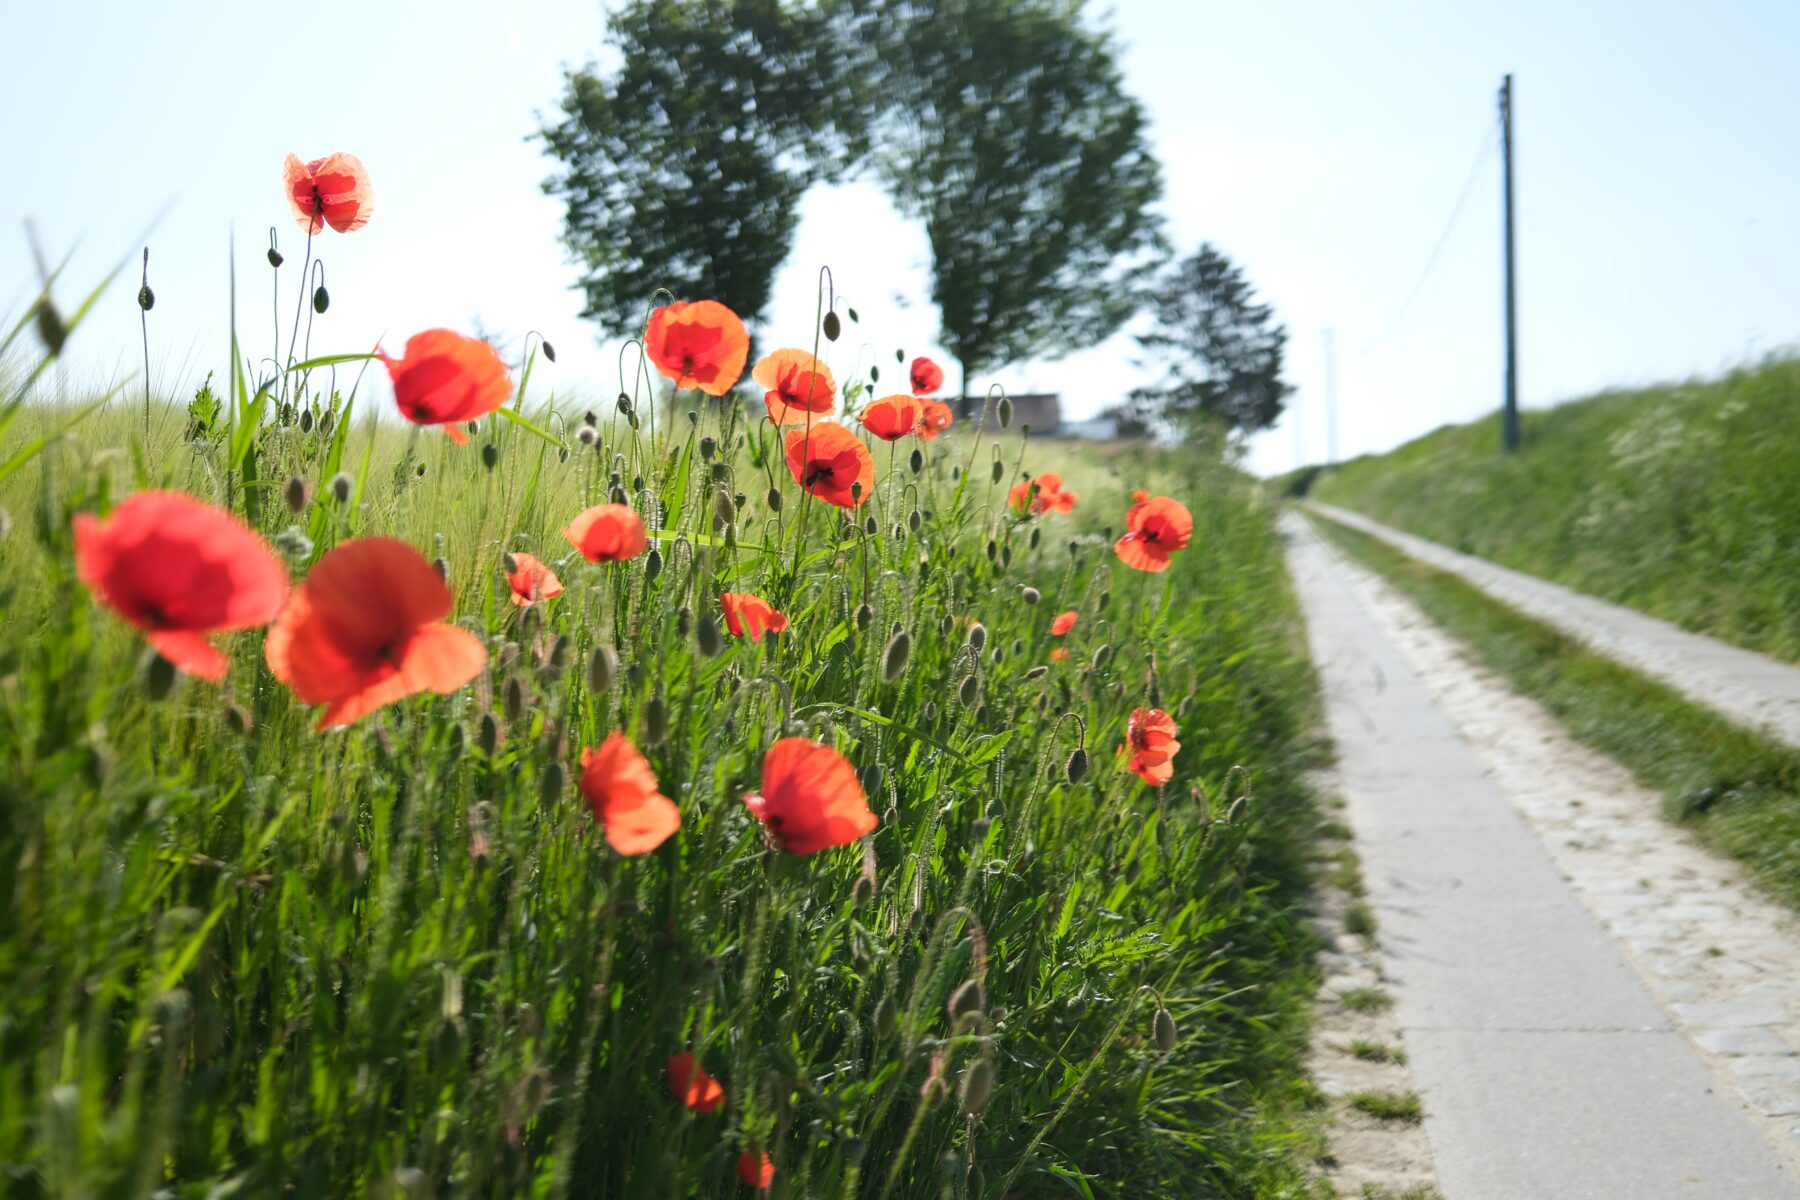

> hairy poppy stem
[139,247,151,443]
[283,215,316,401]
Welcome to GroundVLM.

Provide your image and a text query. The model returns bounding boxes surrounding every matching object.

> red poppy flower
[284,152,373,234]
[380,330,512,444]
[73,491,289,680]
[565,504,649,563]
[1051,610,1077,636]
[1114,496,1194,573]
[744,738,878,855]
[1125,707,1180,785]
[264,538,487,729]
[504,553,563,606]
[917,398,954,441]
[720,593,789,639]
[1050,648,1070,663]
[859,394,921,441]
[909,356,944,396]
[667,1053,725,1114]
[579,732,680,855]
[753,348,835,425]
[1007,472,1077,517]
[737,1150,775,1190]
[784,423,875,509]
[645,300,749,396]
[1131,489,1150,504]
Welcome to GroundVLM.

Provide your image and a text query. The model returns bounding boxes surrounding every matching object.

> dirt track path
[1285,513,1800,1199]
[1306,501,1800,750]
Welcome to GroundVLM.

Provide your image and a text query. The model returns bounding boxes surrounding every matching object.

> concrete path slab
[1285,515,1800,1199]
[1306,501,1800,750]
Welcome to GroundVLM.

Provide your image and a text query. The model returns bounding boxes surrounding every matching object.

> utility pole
[1324,328,1338,466]
[1499,74,1520,452]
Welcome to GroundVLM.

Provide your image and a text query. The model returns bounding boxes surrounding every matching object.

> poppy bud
[697,614,723,658]
[445,722,465,759]
[700,435,716,460]
[959,1059,994,1114]
[145,651,176,701]
[35,299,67,356]
[952,466,960,481]
[502,552,520,574]
[709,461,727,482]
[859,762,882,795]
[628,662,643,687]
[549,634,571,672]
[870,364,880,384]
[875,994,898,1037]
[541,340,557,363]
[850,874,874,907]
[713,487,734,525]
[299,408,314,434]
[972,815,991,836]
[137,283,155,312]
[478,713,499,756]
[1091,644,1112,670]
[577,425,597,446]
[908,509,921,533]
[312,285,329,314]
[957,674,978,708]
[588,646,618,691]
[823,310,841,341]
[990,459,1003,484]
[644,547,663,582]
[1099,589,1111,612]
[1066,748,1089,785]
[504,676,525,722]
[948,979,984,1021]
[616,392,633,416]
[320,410,336,435]
[432,556,449,581]
[1025,665,1048,680]
[847,306,859,323]
[479,442,498,470]
[967,623,987,651]
[1153,1006,1179,1052]
[909,448,923,474]
[765,486,783,513]
[850,480,863,504]
[267,247,284,268]
[1001,544,1012,568]
[284,476,310,514]
[686,409,699,425]
[642,697,668,745]
[1028,527,1040,550]
[882,630,910,682]
[1021,587,1040,606]
[676,606,692,636]
[1010,638,1023,656]
[998,396,1013,429]
[734,491,746,510]
[538,761,564,807]
[223,703,251,734]
[854,603,873,631]
[985,539,997,562]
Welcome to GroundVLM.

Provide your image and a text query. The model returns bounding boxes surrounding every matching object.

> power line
[1352,122,1498,360]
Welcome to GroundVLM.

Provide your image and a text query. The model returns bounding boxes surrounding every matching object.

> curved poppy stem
[283,206,318,401]
[300,259,326,400]
[268,226,281,376]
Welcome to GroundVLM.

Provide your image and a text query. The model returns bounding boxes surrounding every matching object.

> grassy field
[1301,356,1800,662]
[0,308,1334,1200]
[1309,511,1800,915]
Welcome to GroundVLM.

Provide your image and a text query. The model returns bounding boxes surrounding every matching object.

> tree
[1128,244,1292,438]
[874,0,1166,407]
[540,0,870,338]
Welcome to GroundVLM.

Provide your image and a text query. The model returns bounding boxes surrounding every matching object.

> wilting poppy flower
[380,330,512,443]
[504,553,563,606]
[753,348,835,425]
[784,423,875,509]
[720,593,789,639]
[737,1150,775,1190]
[580,732,680,855]
[859,394,921,441]
[1051,610,1078,636]
[1114,496,1194,573]
[917,398,954,441]
[744,738,879,855]
[667,1053,726,1114]
[645,300,749,396]
[264,538,487,729]
[909,356,944,396]
[284,152,374,234]
[1008,472,1077,517]
[1125,707,1180,786]
[565,504,649,563]
[73,491,289,680]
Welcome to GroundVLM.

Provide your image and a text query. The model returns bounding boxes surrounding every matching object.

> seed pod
[312,285,330,314]
[538,761,565,807]
[137,283,155,312]
[998,395,1013,429]
[1091,643,1112,670]
[1153,1006,1179,1052]
[823,310,841,341]
[482,443,499,470]
[854,603,873,631]
[643,695,668,744]
[644,547,663,582]
[909,448,923,474]
[699,435,717,460]
[957,674,978,707]
[432,556,449,581]
[850,480,863,504]
[504,676,525,722]
[967,623,987,652]
[1021,586,1040,606]
[882,630,911,682]
[959,1059,994,1114]
[479,713,499,756]
[588,646,618,691]
[709,461,727,482]
[697,614,724,658]
[1066,748,1089,784]
[990,459,1003,484]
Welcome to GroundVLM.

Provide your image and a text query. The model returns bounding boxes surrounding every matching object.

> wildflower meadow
[0,150,1327,1197]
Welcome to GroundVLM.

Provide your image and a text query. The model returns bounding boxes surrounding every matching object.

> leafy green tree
[1128,243,1293,437]
[540,0,871,337]
[874,0,1166,406]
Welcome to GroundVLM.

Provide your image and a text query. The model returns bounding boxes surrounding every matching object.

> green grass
[1344,1091,1423,1124]
[0,340,1336,1199]
[1342,901,1377,940]
[1300,356,1800,662]
[1310,512,1800,913]
[1343,1040,1404,1065]
[1358,1186,1441,1200]
[1337,988,1392,1015]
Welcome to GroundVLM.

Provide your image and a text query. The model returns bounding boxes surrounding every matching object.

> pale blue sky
[5,1,1798,475]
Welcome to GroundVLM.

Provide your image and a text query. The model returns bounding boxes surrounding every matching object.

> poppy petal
[148,630,228,680]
